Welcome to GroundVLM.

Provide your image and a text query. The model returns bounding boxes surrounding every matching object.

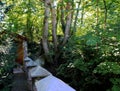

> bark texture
[103,0,107,28]
[62,2,72,46]
[50,1,58,52]
[42,0,50,61]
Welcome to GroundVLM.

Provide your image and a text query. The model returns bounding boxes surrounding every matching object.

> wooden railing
[23,41,76,91]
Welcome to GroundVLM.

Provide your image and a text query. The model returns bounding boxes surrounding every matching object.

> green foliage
[94,62,120,75]
[1,0,120,91]
[0,37,17,91]
[110,78,120,91]
[27,41,42,59]
[57,26,120,91]
[0,0,44,42]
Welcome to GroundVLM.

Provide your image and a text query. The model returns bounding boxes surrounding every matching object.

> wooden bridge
[11,41,76,91]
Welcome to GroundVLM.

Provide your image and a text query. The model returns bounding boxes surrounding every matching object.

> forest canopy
[0,0,120,91]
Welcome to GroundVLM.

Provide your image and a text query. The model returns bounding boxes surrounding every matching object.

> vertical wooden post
[23,40,28,70]
[23,40,28,59]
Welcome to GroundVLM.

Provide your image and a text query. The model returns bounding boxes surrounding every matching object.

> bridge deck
[11,67,29,91]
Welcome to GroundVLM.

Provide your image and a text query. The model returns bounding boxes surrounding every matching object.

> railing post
[23,40,28,59]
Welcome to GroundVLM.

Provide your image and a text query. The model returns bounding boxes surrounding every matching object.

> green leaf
[74,59,88,72]
[86,38,97,46]
[112,85,120,91]
[93,62,120,75]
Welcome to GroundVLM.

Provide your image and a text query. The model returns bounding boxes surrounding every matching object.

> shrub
[0,38,17,91]
[57,28,120,91]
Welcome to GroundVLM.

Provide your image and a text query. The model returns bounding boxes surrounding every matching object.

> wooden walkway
[11,67,29,91]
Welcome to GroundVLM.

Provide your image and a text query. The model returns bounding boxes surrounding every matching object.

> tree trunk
[73,0,81,33]
[50,1,58,52]
[42,0,51,62]
[60,1,66,34]
[26,0,33,42]
[96,0,99,24]
[62,2,72,46]
[53,1,73,64]
[81,4,84,25]
[103,0,107,29]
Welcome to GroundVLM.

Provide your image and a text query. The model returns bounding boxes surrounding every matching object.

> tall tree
[96,0,99,24]
[61,2,72,46]
[60,0,66,34]
[26,0,33,41]
[73,0,81,33]
[103,0,107,28]
[42,0,51,62]
[50,0,58,52]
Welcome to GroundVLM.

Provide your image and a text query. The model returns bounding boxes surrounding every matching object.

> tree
[50,0,58,52]
[42,0,51,62]
[0,0,120,90]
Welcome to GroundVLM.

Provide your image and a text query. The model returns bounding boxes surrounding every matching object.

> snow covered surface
[25,59,37,67]
[29,66,52,78]
[35,75,76,91]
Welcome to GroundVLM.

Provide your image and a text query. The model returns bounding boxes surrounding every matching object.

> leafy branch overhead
[0,0,120,91]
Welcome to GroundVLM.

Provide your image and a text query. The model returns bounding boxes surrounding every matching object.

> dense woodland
[0,0,120,91]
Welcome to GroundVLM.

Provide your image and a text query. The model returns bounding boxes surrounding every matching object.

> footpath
[11,67,29,91]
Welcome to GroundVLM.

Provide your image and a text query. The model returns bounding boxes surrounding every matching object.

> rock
[29,66,52,78]
[35,75,76,91]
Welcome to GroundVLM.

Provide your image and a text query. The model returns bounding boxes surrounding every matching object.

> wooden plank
[12,69,29,91]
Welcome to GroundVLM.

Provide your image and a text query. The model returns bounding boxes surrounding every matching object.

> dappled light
[0,0,120,91]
